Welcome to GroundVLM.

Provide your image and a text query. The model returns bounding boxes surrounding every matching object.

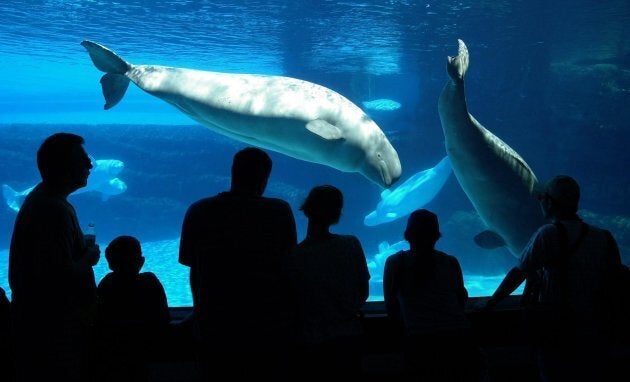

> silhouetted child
[384,209,485,381]
[96,235,170,382]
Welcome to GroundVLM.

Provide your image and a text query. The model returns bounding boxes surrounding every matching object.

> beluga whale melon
[81,40,402,188]
[438,39,545,256]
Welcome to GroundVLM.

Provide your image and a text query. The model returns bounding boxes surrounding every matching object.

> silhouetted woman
[292,185,370,380]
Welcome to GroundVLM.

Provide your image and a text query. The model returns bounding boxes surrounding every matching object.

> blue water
[1,0,628,306]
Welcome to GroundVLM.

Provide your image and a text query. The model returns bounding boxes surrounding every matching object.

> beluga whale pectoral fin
[474,230,507,250]
[306,119,344,140]
[81,40,132,109]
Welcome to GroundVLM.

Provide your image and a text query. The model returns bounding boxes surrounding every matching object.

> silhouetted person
[8,132,100,382]
[0,286,12,381]
[96,235,170,382]
[384,209,484,381]
[484,175,622,382]
[178,147,298,380]
[291,185,370,380]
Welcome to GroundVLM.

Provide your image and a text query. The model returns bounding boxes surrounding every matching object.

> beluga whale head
[360,125,402,188]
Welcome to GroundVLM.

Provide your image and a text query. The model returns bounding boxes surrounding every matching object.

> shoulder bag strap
[553,222,589,308]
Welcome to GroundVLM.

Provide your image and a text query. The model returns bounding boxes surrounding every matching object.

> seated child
[96,235,170,381]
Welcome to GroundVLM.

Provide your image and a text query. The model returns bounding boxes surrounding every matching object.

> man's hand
[472,296,499,312]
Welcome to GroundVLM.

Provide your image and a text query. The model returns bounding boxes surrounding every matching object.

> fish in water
[2,157,127,212]
[438,39,544,257]
[81,41,402,188]
[362,98,402,111]
[364,155,452,226]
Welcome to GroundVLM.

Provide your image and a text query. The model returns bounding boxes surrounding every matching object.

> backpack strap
[552,221,589,310]
[570,222,589,253]
[553,221,589,262]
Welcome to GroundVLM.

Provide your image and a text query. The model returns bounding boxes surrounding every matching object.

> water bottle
[84,221,96,247]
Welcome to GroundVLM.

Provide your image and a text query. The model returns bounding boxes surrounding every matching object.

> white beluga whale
[438,39,544,257]
[367,240,409,282]
[2,157,127,212]
[364,155,452,226]
[81,40,402,188]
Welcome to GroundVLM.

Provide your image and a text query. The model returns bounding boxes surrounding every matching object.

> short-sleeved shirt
[518,220,621,327]
[291,234,370,343]
[178,191,298,346]
[9,183,96,322]
[384,249,470,335]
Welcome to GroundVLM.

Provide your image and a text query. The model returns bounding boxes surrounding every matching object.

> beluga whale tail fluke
[81,40,131,109]
[81,40,402,188]
[438,39,544,257]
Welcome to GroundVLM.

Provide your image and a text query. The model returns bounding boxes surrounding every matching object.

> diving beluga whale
[438,39,544,256]
[81,40,402,188]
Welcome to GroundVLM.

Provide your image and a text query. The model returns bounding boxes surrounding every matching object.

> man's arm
[484,267,527,310]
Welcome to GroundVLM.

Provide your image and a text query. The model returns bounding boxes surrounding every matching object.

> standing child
[96,235,170,382]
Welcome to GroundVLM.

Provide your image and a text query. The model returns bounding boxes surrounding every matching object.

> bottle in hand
[85,222,96,246]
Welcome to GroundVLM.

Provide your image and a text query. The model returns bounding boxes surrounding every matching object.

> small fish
[362,98,402,111]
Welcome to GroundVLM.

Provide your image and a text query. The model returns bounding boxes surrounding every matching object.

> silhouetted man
[9,132,101,382]
[484,175,622,382]
[179,147,298,380]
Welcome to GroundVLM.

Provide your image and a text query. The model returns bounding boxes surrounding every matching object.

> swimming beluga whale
[364,155,452,226]
[438,39,545,256]
[2,157,127,212]
[81,40,402,188]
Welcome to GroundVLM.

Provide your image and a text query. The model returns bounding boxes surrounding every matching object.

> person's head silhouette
[105,235,144,275]
[300,185,343,226]
[404,209,442,250]
[230,147,272,196]
[537,175,580,219]
[37,132,92,195]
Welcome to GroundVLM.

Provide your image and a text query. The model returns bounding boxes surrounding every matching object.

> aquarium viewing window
[1,1,627,308]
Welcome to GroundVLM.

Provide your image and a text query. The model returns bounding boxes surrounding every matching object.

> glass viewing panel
[0,1,628,306]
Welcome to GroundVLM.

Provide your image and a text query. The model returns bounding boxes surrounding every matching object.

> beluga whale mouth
[81,40,402,188]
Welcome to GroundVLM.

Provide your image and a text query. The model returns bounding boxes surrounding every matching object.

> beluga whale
[81,41,402,188]
[3,156,127,212]
[364,155,452,226]
[438,39,545,257]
